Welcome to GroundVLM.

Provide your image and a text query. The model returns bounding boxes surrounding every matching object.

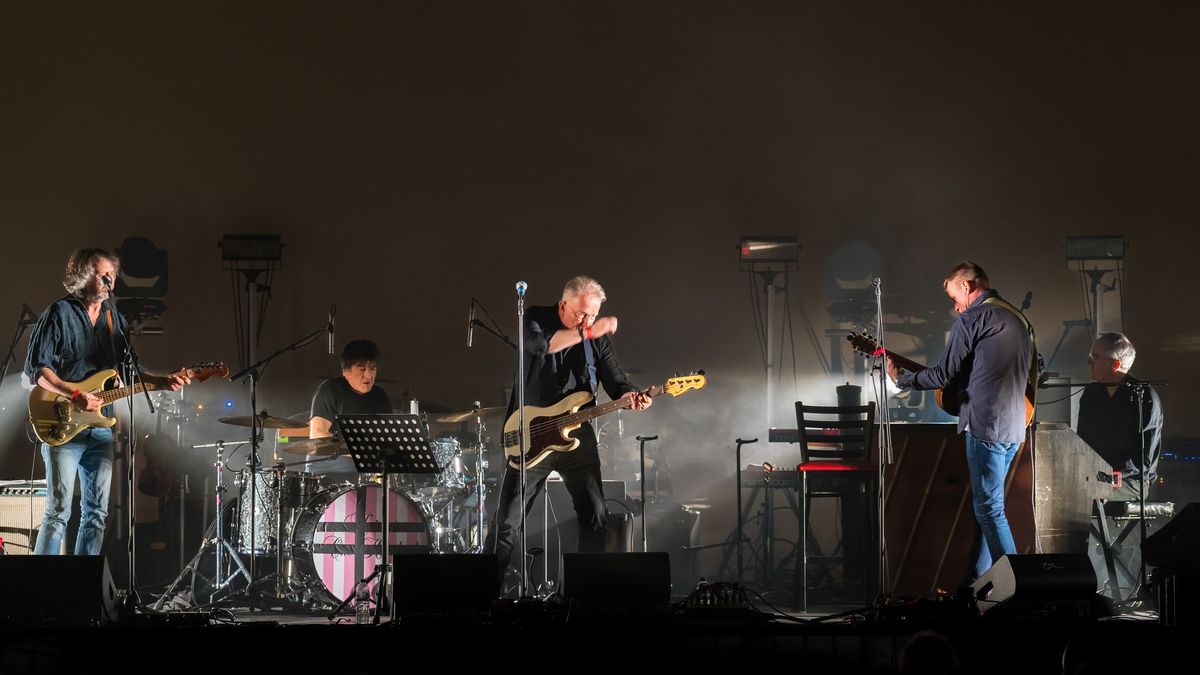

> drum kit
[157,403,505,612]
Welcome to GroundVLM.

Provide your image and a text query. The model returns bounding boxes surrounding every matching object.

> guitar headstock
[663,370,706,397]
[179,362,229,382]
[845,332,881,358]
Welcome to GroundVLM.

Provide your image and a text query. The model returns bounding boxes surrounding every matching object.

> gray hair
[561,275,606,303]
[1096,332,1137,372]
[62,248,120,296]
[945,260,991,288]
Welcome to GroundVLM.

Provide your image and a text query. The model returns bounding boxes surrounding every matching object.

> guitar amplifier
[0,482,48,555]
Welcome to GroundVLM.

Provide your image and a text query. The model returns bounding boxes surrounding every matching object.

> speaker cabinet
[562,552,671,608]
[0,555,119,625]
[0,493,46,555]
[391,554,499,614]
[1143,503,1200,571]
[969,554,1097,615]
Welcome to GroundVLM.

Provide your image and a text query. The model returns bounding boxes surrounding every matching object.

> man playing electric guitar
[23,248,188,556]
[487,275,651,587]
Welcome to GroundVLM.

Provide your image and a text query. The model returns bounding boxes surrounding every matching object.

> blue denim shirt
[24,296,128,385]
[898,289,1031,443]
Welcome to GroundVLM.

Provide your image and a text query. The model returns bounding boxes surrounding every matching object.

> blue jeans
[965,432,1020,579]
[36,427,114,555]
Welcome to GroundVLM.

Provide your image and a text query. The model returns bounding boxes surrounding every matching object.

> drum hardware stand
[335,413,437,623]
[470,401,488,552]
[226,320,330,610]
[155,440,252,610]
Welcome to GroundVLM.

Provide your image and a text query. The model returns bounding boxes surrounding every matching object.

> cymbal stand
[471,401,487,552]
[156,440,252,609]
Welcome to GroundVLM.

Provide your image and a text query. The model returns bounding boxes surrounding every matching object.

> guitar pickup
[53,401,73,423]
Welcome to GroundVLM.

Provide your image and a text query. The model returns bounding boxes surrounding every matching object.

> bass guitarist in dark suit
[487,275,651,587]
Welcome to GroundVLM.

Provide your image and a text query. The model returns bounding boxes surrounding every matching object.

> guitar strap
[983,295,1038,407]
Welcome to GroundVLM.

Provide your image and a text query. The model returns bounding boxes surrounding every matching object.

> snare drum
[289,483,431,608]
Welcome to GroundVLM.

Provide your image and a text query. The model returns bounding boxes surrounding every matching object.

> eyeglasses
[560,301,596,322]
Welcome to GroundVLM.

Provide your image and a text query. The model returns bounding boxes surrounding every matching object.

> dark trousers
[488,424,607,579]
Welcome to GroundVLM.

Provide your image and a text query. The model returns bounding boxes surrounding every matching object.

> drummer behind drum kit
[157,404,503,612]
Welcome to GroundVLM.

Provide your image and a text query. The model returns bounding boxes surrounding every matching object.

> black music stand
[333,413,438,624]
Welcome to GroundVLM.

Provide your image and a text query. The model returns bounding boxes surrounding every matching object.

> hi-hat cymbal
[431,406,506,423]
[218,413,304,429]
[283,436,348,456]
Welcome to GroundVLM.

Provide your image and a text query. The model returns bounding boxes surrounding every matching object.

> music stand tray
[334,413,439,623]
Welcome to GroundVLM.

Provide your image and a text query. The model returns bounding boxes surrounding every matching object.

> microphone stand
[226,320,328,608]
[0,307,36,412]
[870,277,892,602]
[1126,378,1166,601]
[514,281,529,597]
[469,297,519,350]
[107,292,157,613]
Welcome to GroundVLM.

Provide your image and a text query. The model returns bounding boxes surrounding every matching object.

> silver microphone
[327,304,336,355]
[101,275,112,289]
[515,281,527,296]
[467,300,476,348]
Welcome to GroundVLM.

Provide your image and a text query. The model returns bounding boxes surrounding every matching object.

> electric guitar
[846,332,1035,427]
[502,371,707,470]
[29,363,228,446]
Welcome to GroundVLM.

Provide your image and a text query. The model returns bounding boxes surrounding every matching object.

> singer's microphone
[515,281,527,296]
[467,300,476,348]
[21,303,37,325]
[327,304,337,355]
[101,275,112,289]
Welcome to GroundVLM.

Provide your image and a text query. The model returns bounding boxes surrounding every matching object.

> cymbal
[431,406,506,423]
[218,413,305,429]
[282,436,347,456]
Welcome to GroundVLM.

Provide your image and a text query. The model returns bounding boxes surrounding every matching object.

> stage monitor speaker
[0,555,118,625]
[969,554,1096,614]
[391,554,498,614]
[1143,503,1200,571]
[562,552,671,608]
[0,492,47,555]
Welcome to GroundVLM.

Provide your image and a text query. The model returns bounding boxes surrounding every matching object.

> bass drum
[289,483,431,609]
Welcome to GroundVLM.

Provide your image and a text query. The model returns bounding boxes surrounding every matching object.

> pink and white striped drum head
[291,484,430,608]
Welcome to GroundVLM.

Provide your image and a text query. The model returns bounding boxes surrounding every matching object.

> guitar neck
[884,350,926,373]
[98,380,164,405]
[558,385,662,428]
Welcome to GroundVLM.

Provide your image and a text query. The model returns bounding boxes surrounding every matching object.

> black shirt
[510,304,639,414]
[1076,377,1163,481]
[24,297,129,384]
[310,377,393,434]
